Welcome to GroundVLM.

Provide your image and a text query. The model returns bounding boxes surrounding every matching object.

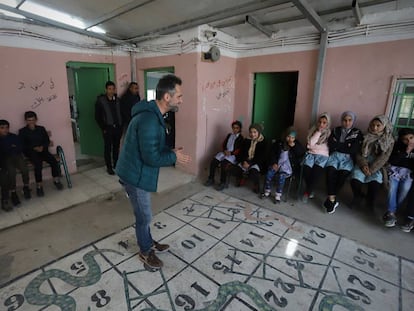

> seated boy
[19,111,63,197]
[0,119,31,206]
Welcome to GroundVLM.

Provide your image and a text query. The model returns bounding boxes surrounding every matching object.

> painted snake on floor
[142,281,277,311]
[23,248,123,310]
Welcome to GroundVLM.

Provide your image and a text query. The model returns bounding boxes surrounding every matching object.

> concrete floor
[0,175,413,310]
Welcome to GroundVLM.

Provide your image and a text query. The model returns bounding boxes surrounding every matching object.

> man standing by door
[116,74,191,269]
[95,81,123,175]
[120,82,141,130]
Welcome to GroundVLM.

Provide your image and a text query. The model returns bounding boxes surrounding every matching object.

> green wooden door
[74,67,110,156]
[252,72,298,141]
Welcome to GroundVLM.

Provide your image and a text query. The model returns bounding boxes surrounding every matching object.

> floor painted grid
[1,189,413,311]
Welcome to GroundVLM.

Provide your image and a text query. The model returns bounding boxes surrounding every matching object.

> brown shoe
[138,250,163,269]
[152,241,170,253]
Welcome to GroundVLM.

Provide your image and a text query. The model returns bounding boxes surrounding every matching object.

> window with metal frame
[389,79,414,134]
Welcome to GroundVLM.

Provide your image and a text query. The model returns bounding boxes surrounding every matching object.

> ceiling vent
[203,46,220,62]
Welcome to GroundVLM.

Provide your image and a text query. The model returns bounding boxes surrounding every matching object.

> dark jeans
[326,166,350,196]
[0,168,8,200]
[5,154,29,189]
[26,149,60,183]
[103,126,122,169]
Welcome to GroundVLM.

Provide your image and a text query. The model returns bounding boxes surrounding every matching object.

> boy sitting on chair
[19,111,63,197]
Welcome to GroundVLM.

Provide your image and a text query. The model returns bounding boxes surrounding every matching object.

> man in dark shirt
[120,82,141,130]
[19,111,63,197]
[95,81,123,175]
[0,119,31,206]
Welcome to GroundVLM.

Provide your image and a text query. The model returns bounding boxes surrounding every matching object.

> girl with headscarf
[323,111,363,214]
[302,112,331,203]
[232,123,266,193]
[350,115,395,209]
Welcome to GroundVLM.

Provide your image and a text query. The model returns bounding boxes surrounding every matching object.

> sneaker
[23,186,31,199]
[1,200,12,212]
[309,192,315,199]
[400,218,414,233]
[54,181,64,190]
[11,192,21,206]
[260,191,270,199]
[106,167,115,175]
[138,250,163,269]
[383,212,397,228]
[151,241,170,253]
[274,192,282,204]
[215,183,226,191]
[326,200,339,214]
[36,186,44,197]
[204,179,214,186]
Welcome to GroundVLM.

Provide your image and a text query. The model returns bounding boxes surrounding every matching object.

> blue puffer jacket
[116,100,177,192]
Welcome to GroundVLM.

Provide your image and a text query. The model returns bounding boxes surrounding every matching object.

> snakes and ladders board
[1,189,413,310]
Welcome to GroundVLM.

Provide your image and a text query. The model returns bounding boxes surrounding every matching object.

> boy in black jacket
[0,119,31,206]
[19,111,63,197]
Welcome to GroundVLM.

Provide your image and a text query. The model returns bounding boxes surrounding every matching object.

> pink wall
[0,46,130,175]
[136,53,200,174]
[320,39,414,130]
[235,49,318,141]
[136,54,238,176]
[197,56,237,175]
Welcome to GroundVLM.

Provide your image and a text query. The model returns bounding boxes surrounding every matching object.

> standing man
[120,82,141,130]
[95,81,123,175]
[116,74,190,269]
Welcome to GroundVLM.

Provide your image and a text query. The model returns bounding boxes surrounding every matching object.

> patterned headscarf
[307,112,331,145]
[361,114,394,157]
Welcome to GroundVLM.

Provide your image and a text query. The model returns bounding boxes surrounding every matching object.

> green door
[252,72,298,141]
[74,67,110,156]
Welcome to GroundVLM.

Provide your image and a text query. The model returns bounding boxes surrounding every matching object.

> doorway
[66,62,115,166]
[144,67,175,148]
[252,72,299,141]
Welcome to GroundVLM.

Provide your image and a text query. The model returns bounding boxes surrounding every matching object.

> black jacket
[239,138,267,171]
[269,139,306,174]
[328,127,363,157]
[221,133,244,163]
[388,140,414,170]
[18,125,50,155]
[95,94,123,130]
[120,91,140,126]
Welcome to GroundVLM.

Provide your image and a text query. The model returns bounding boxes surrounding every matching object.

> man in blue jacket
[116,74,190,269]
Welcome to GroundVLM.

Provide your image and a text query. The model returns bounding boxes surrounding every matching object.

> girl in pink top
[302,112,331,203]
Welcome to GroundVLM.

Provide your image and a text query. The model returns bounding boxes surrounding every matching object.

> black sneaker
[1,200,12,212]
[54,181,64,190]
[11,192,21,206]
[138,250,163,269]
[383,212,396,227]
[204,179,214,186]
[36,186,44,197]
[325,199,338,214]
[23,186,31,199]
[107,167,115,175]
[215,183,226,191]
[401,218,414,233]
[151,241,170,253]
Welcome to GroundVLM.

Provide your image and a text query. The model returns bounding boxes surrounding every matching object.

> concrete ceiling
[0,0,414,44]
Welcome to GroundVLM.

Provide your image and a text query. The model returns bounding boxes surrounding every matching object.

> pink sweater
[307,131,329,157]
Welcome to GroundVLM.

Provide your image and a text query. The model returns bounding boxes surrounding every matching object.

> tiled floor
[1,189,413,310]
[0,166,193,231]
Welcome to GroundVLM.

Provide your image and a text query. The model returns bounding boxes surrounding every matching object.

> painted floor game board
[1,189,413,310]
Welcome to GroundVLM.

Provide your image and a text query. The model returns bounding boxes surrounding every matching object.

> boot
[1,200,12,212]
[11,191,21,206]
[23,186,31,199]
